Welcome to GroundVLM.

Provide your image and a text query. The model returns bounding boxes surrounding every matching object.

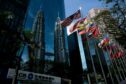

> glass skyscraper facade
[54,17,67,64]
[25,0,66,61]
[29,10,45,73]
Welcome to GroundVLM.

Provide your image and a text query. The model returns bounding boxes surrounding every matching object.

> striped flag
[88,26,101,38]
[69,17,86,32]
[98,36,110,48]
[61,10,81,27]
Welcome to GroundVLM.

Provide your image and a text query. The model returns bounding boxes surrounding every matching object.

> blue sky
[65,0,105,17]
[22,0,105,62]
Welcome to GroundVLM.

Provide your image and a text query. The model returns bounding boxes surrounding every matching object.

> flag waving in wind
[69,17,86,32]
[61,9,81,27]
[98,34,110,48]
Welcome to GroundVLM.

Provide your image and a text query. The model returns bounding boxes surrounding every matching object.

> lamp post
[12,35,26,84]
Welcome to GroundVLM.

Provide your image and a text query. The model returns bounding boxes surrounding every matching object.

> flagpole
[115,42,126,78]
[98,26,118,83]
[85,34,98,83]
[118,44,126,69]
[94,23,116,84]
[79,8,98,83]
[98,37,115,83]
[119,49,126,73]
[93,37,107,84]
[91,24,107,83]
[113,42,126,79]
[113,40,126,75]
[104,43,121,83]
[108,43,124,81]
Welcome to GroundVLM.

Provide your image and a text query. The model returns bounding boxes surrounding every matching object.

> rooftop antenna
[79,6,82,10]
[57,11,60,22]
[79,6,83,18]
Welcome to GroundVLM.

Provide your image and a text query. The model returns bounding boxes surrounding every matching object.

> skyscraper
[68,31,87,84]
[54,17,67,64]
[23,0,67,77]
[30,10,45,73]
[25,0,65,53]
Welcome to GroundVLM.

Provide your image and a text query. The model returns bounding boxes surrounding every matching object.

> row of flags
[60,9,100,38]
[59,9,125,59]
[59,9,126,82]
[98,34,125,59]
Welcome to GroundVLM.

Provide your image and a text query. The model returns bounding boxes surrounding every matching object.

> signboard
[7,68,61,83]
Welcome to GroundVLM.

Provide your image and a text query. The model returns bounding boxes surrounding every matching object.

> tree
[98,0,126,31]
[0,11,23,68]
[94,10,126,48]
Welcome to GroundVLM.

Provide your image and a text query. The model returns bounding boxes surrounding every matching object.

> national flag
[61,10,81,27]
[79,30,87,35]
[84,18,88,25]
[88,26,100,38]
[92,27,100,37]
[117,51,124,58]
[98,36,110,48]
[69,17,86,32]
[103,44,114,51]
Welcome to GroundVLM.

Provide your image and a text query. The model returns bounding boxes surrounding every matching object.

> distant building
[30,10,45,73]
[54,17,67,64]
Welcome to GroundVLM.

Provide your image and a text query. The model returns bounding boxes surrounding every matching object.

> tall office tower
[54,17,67,64]
[41,0,66,58]
[88,8,126,49]
[31,10,45,73]
[0,0,29,68]
[68,31,87,84]
[26,0,66,62]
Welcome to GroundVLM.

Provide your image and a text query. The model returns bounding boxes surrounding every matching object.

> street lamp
[11,35,26,84]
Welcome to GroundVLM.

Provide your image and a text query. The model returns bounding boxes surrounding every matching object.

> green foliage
[98,0,112,4]
[98,0,126,31]
[23,30,33,42]
[94,9,126,49]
